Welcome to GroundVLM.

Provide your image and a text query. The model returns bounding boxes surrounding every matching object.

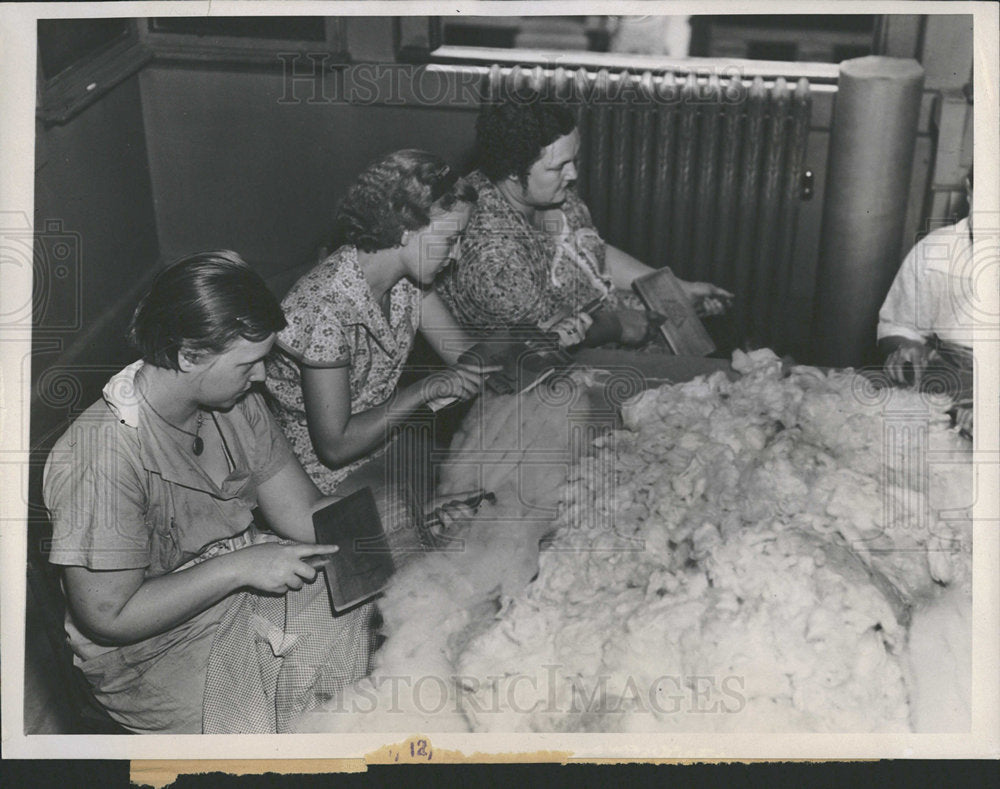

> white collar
[101,360,145,428]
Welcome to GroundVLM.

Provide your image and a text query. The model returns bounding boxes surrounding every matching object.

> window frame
[36,19,152,125]
[139,16,349,66]
[36,16,354,125]
[414,17,842,83]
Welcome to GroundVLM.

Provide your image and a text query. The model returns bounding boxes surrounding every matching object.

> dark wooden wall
[139,64,479,284]
[31,71,160,504]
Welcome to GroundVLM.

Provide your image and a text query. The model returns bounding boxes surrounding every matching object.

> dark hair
[129,250,287,370]
[475,95,578,183]
[335,149,478,253]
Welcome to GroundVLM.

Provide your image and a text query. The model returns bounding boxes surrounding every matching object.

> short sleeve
[277,280,352,369]
[43,417,151,571]
[877,238,932,344]
[238,392,295,485]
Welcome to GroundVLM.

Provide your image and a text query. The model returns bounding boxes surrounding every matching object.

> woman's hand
[550,311,595,347]
[420,362,499,404]
[422,489,494,545]
[617,309,653,346]
[953,405,973,437]
[679,280,734,316]
[427,501,477,542]
[884,338,933,387]
[228,542,340,594]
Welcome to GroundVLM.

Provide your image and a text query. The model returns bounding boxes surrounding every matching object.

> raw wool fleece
[295,371,608,733]
[297,351,972,733]
[457,350,971,732]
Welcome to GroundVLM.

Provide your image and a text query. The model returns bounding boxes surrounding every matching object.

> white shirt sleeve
[877,235,933,344]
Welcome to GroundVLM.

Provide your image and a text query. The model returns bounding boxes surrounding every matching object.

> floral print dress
[436,170,626,331]
[266,245,421,494]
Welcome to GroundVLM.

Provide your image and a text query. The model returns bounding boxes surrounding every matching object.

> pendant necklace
[139,390,205,456]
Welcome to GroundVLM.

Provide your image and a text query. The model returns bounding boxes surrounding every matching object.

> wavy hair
[335,149,477,253]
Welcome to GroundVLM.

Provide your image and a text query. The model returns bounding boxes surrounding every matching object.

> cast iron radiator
[486,64,813,348]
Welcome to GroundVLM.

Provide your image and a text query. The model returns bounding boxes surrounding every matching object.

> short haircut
[475,95,578,183]
[336,149,478,253]
[129,250,287,370]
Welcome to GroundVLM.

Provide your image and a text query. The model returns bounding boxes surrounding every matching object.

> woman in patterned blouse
[436,95,733,346]
[266,150,497,495]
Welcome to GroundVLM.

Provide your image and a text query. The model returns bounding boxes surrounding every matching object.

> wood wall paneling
[139,64,479,282]
[31,72,160,453]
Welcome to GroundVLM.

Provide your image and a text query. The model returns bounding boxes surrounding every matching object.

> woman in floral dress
[436,95,733,346]
[266,150,493,496]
